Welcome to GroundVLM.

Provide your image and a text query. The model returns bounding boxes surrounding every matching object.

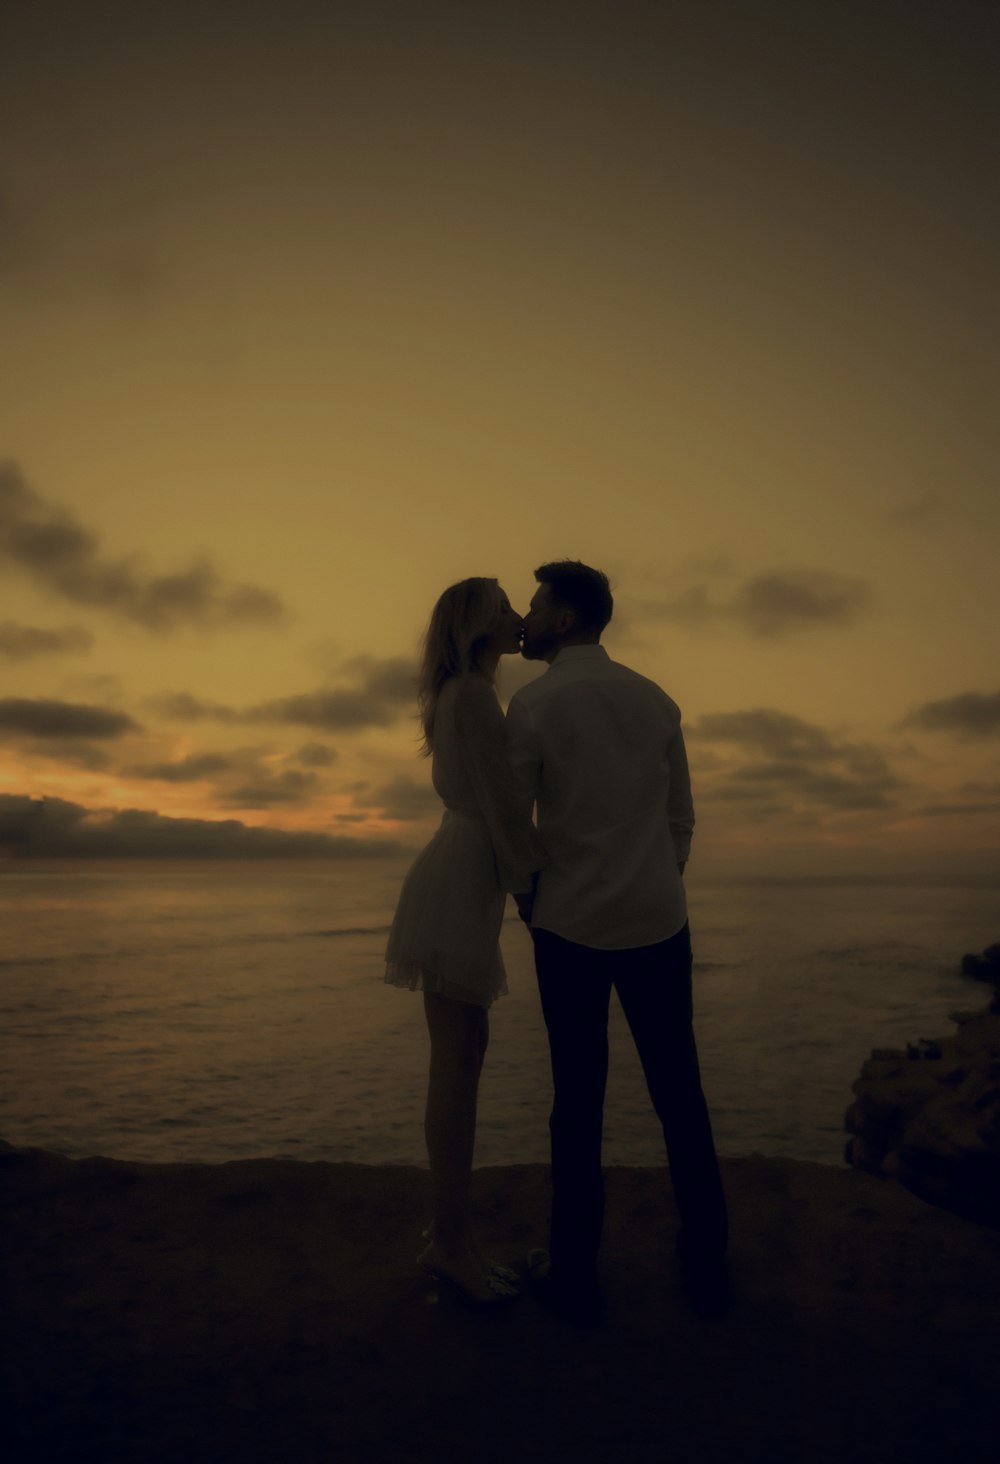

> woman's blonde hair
[417,577,503,753]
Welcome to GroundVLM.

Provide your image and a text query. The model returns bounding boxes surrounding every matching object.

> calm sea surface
[1,858,996,1168]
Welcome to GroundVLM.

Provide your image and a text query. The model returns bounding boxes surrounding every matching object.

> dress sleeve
[453,677,547,894]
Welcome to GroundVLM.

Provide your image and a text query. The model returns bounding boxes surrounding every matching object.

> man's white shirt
[505,644,693,950]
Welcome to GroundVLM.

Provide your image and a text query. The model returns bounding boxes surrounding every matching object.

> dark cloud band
[690,706,901,811]
[0,696,138,739]
[0,620,93,660]
[0,462,285,631]
[639,568,872,638]
[151,657,415,733]
[0,794,409,859]
[903,691,1000,738]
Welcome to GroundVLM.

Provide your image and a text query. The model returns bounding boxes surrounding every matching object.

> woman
[385,577,545,1306]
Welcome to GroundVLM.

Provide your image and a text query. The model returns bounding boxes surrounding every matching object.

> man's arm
[505,694,543,920]
[668,715,695,872]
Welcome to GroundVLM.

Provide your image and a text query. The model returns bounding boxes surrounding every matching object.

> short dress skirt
[384,809,507,1007]
[384,674,545,1010]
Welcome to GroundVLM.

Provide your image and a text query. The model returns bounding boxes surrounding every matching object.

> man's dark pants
[532,921,728,1273]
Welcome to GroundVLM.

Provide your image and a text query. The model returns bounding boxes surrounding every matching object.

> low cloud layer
[0,696,138,739]
[146,692,242,723]
[641,568,872,637]
[123,746,325,808]
[692,709,839,761]
[0,462,285,631]
[221,769,319,807]
[247,656,415,731]
[0,620,92,660]
[0,794,408,859]
[902,691,1000,738]
[124,752,235,783]
[294,743,339,768]
[690,707,901,811]
[918,799,1000,818]
[151,656,416,733]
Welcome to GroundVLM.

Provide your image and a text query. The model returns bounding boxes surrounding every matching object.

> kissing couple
[385,560,729,1325]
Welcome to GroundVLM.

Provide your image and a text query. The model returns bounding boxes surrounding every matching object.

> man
[506,560,729,1325]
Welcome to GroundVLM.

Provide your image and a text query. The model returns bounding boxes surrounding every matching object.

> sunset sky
[1,1,997,876]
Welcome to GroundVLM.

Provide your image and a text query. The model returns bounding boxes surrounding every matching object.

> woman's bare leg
[419,990,507,1300]
[423,989,488,1253]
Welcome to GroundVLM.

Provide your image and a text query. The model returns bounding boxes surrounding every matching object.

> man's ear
[556,609,576,635]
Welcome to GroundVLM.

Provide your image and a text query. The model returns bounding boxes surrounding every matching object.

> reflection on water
[0,859,995,1167]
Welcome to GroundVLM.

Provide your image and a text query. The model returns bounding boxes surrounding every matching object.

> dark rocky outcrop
[960,941,1000,989]
[845,942,1000,1227]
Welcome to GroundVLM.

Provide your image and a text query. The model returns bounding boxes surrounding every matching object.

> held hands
[514,871,540,925]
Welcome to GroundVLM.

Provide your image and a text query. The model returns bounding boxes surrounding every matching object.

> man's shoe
[678,1253,733,1319]
[527,1248,606,1328]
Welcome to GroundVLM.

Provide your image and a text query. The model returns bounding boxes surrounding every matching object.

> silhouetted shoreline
[847,941,1000,1227]
[4,1140,999,1463]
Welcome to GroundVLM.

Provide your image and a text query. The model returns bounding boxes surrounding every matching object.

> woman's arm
[453,677,546,894]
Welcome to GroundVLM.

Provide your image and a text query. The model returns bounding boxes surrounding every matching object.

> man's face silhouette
[520,584,574,663]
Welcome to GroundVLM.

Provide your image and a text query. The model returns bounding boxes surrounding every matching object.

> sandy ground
[3,1141,1000,1464]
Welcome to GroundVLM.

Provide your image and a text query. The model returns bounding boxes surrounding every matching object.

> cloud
[0,620,93,660]
[0,462,285,631]
[689,709,839,761]
[917,801,1000,818]
[222,769,319,807]
[0,697,138,739]
[901,691,1000,738]
[640,568,872,637]
[735,573,872,636]
[150,658,416,734]
[690,707,902,811]
[294,742,339,767]
[0,795,410,860]
[723,760,899,811]
[53,743,116,770]
[124,752,235,783]
[246,656,416,731]
[673,553,738,579]
[340,655,416,703]
[123,746,327,805]
[145,692,242,723]
[61,673,124,702]
[248,690,395,731]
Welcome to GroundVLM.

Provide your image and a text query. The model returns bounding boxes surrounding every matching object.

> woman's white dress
[385,675,545,1007]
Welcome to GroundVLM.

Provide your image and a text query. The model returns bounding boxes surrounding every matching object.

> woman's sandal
[417,1246,520,1309]
[420,1225,520,1287]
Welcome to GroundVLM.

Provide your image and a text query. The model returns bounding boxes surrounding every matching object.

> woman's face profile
[492,589,525,655]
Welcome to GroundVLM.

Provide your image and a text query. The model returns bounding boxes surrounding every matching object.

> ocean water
[0,858,996,1169]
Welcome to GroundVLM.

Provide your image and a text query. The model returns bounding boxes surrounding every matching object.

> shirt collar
[549,644,609,668]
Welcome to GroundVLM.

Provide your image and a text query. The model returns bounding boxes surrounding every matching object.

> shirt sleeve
[453,678,547,894]
[667,717,695,864]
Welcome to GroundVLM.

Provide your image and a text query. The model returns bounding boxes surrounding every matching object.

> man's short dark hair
[534,560,613,633]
